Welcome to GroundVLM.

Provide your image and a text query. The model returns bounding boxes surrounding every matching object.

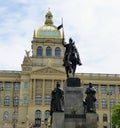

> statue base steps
[51,112,98,128]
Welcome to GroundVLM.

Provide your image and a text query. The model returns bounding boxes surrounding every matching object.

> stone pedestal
[64,86,84,114]
[86,113,98,128]
[64,78,84,114]
[51,112,64,128]
[64,78,86,128]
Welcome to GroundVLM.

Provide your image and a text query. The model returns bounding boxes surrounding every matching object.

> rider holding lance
[58,18,82,77]
[62,37,82,67]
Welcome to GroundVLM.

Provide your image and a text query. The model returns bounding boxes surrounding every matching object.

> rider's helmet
[69,38,75,45]
[69,38,73,44]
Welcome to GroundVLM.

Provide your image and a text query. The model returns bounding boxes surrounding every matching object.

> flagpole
[61,17,65,41]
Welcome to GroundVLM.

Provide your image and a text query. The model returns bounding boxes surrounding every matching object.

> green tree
[112,103,120,128]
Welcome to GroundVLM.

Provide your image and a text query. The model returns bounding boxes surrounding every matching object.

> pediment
[32,67,65,74]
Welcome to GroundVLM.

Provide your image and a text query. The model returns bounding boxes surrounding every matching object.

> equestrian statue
[62,37,82,77]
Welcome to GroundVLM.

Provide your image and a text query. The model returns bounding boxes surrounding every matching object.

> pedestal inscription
[66,77,81,87]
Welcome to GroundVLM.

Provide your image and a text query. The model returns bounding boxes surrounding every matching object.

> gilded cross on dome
[48,7,50,11]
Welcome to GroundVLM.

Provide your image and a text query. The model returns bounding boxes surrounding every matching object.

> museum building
[0,10,120,128]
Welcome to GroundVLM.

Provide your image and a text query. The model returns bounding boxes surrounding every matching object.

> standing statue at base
[85,82,96,113]
[62,37,82,77]
[50,82,64,116]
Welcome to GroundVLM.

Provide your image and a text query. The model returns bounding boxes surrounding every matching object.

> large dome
[36,10,62,39]
[37,24,61,38]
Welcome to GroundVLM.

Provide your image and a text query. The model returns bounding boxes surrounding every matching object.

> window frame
[37,46,43,57]
[55,47,61,57]
[4,96,10,106]
[46,47,52,57]
[35,95,42,105]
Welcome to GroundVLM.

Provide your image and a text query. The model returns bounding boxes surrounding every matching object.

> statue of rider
[62,37,82,66]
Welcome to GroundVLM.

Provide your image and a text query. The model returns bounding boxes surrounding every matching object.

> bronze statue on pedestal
[62,37,82,77]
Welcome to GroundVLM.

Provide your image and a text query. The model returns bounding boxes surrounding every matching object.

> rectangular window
[23,96,28,104]
[110,99,115,108]
[14,82,20,90]
[5,82,11,91]
[101,85,107,94]
[118,85,120,94]
[14,97,19,106]
[109,85,115,94]
[45,95,51,105]
[35,95,42,105]
[102,99,107,108]
[4,96,10,105]
[24,82,28,89]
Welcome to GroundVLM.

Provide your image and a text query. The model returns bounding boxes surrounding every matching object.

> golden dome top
[36,10,61,39]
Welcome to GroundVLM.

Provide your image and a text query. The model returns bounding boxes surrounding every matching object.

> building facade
[0,10,120,128]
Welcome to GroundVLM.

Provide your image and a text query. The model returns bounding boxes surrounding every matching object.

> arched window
[35,110,41,127]
[46,47,52,57]
[44,110,50,119]
[4,96,10,105]
[37,46,42,57]
[13,96,19,106]
[55,47,61,57]
[35,110,41,118]
[103,113,107,122]
[101,99,107,108]
[3,111,9,120]
[35,95,42,105]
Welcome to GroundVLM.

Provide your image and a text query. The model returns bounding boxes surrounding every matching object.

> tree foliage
[112,103,120,128]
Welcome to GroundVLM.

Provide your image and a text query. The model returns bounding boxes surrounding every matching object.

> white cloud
[0,0,120,74]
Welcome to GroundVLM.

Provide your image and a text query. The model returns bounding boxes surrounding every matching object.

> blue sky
[0,0,120,74]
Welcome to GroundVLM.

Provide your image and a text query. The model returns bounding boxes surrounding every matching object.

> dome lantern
[45,9,53,25]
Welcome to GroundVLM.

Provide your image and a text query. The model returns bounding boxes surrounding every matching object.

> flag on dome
[57,24,63,30]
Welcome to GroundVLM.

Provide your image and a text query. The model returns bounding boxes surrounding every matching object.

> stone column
[33,79,36,104]
[42,79,45,106]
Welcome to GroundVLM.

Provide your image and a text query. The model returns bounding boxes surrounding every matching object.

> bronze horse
[62,38,82,77]
[64,50,78,78]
